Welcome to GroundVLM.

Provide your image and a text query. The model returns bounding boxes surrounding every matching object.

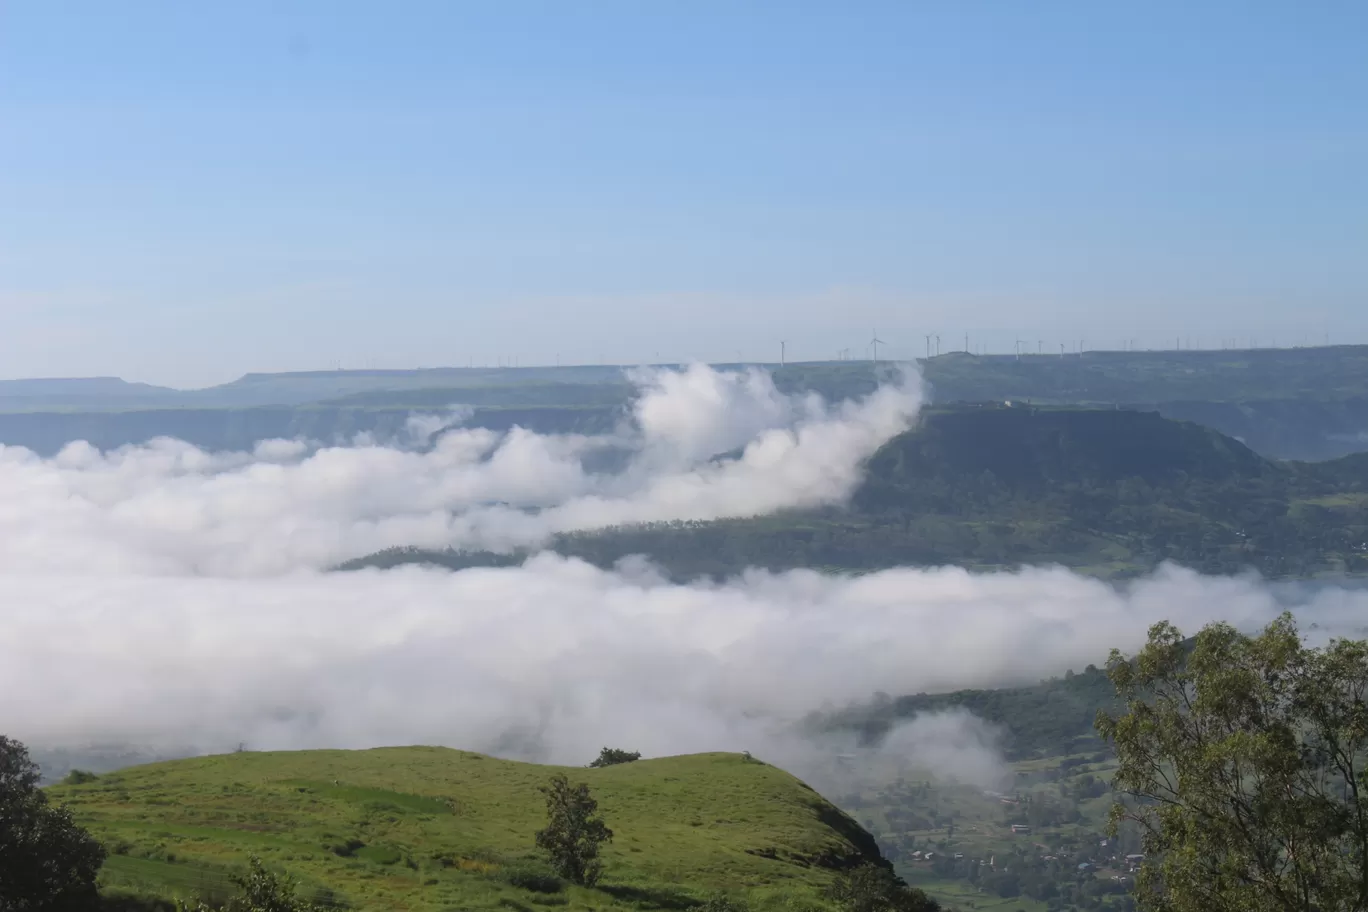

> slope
[49,748,885,912]
[346,404,1368,580]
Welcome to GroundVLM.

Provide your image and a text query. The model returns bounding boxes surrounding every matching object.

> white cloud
[4,362,1367,792]
[4,558,1364,781]
[0,364,923,575]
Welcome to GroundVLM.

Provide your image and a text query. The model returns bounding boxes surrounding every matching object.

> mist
[4,363,1368,793]
[0,364,921,576]
[7,557,1368,789]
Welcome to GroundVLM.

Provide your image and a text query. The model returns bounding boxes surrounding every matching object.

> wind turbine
[924,334,933,358]
[871,330,886,364]
[935,334,942,356]
[780,340,788,366]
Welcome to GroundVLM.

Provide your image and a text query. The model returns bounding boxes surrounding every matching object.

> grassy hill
[50,749,886,912]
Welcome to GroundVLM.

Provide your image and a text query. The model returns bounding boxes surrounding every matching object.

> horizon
[5,340,1366,391]
[3,2,1365,387]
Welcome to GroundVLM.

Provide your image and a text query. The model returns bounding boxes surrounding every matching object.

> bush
[587,747,641,768]
[61,769,101,785]
[826,864,939,912]
[502,862,565,894]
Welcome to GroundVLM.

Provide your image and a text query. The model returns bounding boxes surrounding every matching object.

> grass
[49,748,882,912]
[903,876,1047,912]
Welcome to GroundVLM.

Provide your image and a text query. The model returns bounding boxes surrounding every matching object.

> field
[49,748,884,912]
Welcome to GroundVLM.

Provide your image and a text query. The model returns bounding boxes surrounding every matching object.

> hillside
[50,749,886,912]
[344,405,1368,580]
[830,665,1121,763]
[0,404,623,457]
[919,346,1368,404]
[857,405,1271,493]
[6,348,1368,461]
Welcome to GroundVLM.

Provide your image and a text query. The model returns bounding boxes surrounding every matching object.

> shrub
[61,769,101,785]
[699,893,749,912]
[502,861,565,894]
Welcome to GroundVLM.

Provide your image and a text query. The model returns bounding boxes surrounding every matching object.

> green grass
[903,877,1047,912]
[49,748,883,912]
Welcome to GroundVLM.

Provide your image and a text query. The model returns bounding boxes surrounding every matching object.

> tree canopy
[588,747,642,768]
[0,735,106,912]
[1097,613,1368,912]
[824,863,940,912]
[535,774,614,886]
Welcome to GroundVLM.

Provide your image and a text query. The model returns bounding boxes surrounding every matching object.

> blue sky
[2,1,1365,386]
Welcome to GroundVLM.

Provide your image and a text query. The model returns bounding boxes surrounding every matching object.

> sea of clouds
[4,363,1367,789]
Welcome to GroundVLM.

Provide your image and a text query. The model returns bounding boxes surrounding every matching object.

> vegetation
[45,748,888,912]
[535,775,614,886]
[824,863,939,912]
[1098,613,1368,912]
[175,856,320,912]
[589,748,642,768]
[1,735,107,911]
[831,664,1120,762]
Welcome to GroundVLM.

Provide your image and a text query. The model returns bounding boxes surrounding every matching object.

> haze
[3,2,1367,387]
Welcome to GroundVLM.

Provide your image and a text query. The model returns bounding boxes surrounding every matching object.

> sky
[2,1,1366,388]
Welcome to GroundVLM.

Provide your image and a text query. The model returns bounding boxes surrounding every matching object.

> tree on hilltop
[1098,612,1368,912]
[588,747,641,768]
[535,774,613,886]
[0,735,106,912]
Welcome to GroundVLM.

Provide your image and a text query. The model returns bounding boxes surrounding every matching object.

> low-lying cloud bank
[6,558,1368,789]
[0,364,922,576]
[5,363,1368,792]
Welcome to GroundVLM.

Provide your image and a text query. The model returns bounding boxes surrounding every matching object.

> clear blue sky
[2,1,1365,387]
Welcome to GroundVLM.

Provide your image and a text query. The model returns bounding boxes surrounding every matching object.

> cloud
[4,362,1368,793]
[6,557,1368,787]
[0,364,923,576]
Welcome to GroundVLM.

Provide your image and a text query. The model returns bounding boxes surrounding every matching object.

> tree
[1097,612,1368,912]
[824,863,940,912]
[534,774,613,886]
[177,856,320,912]
[0,735,106,912]
[588,747,641,768]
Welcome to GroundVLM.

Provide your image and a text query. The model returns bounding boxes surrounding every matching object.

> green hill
[857,405,1272,494]
[50,748,887,912]
[831,665,1122,763]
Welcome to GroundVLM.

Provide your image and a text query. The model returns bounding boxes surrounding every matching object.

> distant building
[1010,824,1031,834]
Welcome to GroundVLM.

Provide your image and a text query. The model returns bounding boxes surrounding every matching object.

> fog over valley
[5,364,1368,793]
